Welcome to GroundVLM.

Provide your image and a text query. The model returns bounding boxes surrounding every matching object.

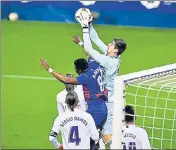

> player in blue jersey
[40,57,107,149]
[75,10,127,148]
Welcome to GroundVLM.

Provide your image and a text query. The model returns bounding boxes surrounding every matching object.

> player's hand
[58,144,63,150]
[39,58,50,71]
[72,34,81,44]
[77,10,90,28]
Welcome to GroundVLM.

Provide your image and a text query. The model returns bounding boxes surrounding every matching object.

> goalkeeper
[75,10,127,148]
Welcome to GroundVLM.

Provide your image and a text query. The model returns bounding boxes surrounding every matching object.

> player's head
[125,105,136,124]
[107,37,126,57]
[65,91,79,111]
[74,58,88,74]
[65,74,75,92]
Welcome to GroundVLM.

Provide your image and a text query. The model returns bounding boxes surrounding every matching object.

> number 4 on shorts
[68,126,81,146]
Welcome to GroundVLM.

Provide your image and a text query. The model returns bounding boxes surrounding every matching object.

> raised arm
[72,34,107,65]
[72,34,88,57]
[82,31,111,68]
[73,12,112,69]
[40,58,78,84]
[89,25,108,54]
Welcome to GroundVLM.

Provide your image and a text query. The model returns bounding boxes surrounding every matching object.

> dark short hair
[65,91,79,111]
[114,37,127,55]
[65,74,75,92]
[74,58,88,73]
[125,105,136,123]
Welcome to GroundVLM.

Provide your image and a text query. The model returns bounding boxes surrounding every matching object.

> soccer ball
[9,12,18,22]
[75,8,93,23]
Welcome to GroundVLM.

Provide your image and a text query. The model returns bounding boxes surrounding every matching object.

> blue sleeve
[76,74,89,85]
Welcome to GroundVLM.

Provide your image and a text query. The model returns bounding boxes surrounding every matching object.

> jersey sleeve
[75,86,87,111]
[87,114,100,141]
[83,32,112,69]
[56,92,65,114]
[140,129,151,149]
[89,25,108,54]
[76,74,89,85]
[49,116,61,149]
[51,116,61,133]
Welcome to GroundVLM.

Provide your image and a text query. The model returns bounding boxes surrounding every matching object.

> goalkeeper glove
[77,11,90,33]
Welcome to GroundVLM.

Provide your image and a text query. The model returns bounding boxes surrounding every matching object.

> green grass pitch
[2,20,176,149]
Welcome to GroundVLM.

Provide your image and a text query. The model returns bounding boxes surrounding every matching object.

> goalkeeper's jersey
[101,55,121,103]
[123,125,151,149]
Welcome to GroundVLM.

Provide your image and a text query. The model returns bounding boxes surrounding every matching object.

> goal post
[111,63,176,149]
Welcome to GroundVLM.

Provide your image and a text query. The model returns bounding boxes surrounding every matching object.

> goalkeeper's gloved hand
[77,11,90,33]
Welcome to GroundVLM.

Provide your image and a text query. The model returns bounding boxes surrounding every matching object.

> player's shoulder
[76,109,89,116]
[57,89,67,98]
[135,126,148,135]
[112,55,121,64]
[81,110,93,119]
[80,72,90,79]
[54,115,62,123]
[75,85,83,92]
[88,57,96,63]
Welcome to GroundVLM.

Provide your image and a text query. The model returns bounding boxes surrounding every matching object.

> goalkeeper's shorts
[102,102,113,135]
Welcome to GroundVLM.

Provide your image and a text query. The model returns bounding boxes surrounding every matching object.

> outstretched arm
[89,25,108,54]
[82,30,110,68]
[40,58,78,84]
[71,34,91,60]
[74,13,111,68]
[72,34,88,56]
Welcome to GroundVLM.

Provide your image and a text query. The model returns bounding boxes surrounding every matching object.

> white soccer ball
[75,8,93,23]
[9,12,19,22]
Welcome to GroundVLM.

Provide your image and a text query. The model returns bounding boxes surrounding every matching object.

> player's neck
[107,53,115,57]
[67,107,79,112]
[107,52,117,57]
[126,122,135,126]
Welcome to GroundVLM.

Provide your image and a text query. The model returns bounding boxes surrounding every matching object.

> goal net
[111,63,176,149]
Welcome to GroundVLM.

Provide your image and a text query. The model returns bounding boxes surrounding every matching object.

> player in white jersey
[72,16,126,146]
[56,74,86,114]
[123,105,151,149]
[49,91,101,149]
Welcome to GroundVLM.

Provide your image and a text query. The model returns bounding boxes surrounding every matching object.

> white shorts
[102,102,113,135]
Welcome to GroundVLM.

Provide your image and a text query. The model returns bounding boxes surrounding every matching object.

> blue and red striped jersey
[76,57,108,101]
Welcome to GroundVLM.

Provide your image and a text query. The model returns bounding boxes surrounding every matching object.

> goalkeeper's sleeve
[89,25,108,54]
[83,31,113,69]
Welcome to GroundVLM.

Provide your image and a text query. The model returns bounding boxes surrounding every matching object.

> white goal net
[112,63,176,149]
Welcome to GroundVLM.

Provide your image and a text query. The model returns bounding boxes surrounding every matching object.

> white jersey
[123,125,151,149]
[56,85,86,114]
[51,108,100,149]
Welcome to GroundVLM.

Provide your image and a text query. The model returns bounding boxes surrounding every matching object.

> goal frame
[111,63,176,149]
